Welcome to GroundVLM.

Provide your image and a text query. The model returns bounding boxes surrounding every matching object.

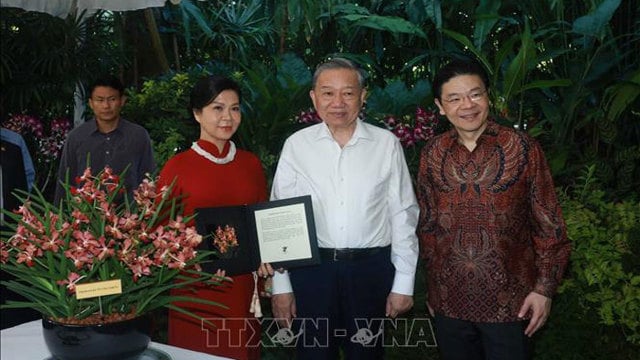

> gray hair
[312,57,366,89]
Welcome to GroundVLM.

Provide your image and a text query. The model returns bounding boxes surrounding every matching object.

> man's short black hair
[89,75,125,98]
[432,58,490,100]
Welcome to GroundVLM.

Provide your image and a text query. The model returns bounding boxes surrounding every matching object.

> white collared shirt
[271,120,419,295]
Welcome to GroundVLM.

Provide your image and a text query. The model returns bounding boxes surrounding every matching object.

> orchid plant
[380,107,439,148]
[212,225,239,258]
[0,166,224,324]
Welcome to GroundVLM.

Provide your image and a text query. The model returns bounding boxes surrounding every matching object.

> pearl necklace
[191,141,236,164]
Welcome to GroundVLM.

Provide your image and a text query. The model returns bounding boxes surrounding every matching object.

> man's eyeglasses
[92,97,120,105]
[441,89,487,106]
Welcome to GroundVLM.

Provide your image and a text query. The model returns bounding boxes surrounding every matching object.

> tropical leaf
[502,20,535,101]
[572,0,622,38]
[518,79,572,93]
[441,29,492,74]
[342,14,427,38]
[424,0,443,30]
[367,79,431,116]
[473,0,501,49]
[603,69,640,123]
[174,0,214,52]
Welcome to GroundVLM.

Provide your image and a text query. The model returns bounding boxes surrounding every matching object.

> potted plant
[0,166,225,360]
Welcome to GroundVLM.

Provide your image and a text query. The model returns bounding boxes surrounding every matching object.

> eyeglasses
[441,89,488,106]
[91,97,120,105]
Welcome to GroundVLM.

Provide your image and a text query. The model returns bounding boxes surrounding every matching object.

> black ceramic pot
[42,315,151,360]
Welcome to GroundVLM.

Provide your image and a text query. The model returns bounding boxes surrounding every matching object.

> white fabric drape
[1,0,166,18]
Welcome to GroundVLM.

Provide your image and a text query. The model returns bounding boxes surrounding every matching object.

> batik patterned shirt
[416,121,570,322]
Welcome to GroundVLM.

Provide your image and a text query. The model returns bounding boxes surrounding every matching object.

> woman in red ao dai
[158,76,268,360]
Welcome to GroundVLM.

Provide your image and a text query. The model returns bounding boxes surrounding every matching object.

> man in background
[54,75,155,203]
[1,127,38,328]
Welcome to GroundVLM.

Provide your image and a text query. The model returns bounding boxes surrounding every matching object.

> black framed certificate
[194,195,319,276]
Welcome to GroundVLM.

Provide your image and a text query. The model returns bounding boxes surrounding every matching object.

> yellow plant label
[75,279,122,300]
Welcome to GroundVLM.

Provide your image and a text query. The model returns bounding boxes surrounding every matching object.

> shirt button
[106,151,110,155]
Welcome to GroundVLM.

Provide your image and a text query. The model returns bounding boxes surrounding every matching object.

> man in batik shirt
[416,58,571,360]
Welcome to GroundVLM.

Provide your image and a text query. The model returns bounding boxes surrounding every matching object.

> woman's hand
[212,269,231,282]
[257,263,284,277]
[257,263,274,278]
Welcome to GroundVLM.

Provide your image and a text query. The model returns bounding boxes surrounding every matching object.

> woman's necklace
[191,141,236,164]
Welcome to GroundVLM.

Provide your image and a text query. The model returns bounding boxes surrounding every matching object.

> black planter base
[42,316,152,360]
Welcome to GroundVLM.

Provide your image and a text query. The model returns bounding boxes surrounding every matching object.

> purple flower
[294,108,322,124]
[380,107,439,148]
[2,113,71,187]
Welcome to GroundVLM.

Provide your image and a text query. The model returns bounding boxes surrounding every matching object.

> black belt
[318,246,389,262]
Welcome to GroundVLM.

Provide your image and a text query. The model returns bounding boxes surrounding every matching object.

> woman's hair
[189,75,242,112]
[432,58,490,100]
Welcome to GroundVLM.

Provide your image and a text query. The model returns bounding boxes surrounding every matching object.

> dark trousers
[288,247,394,360]
[434,314,532,360]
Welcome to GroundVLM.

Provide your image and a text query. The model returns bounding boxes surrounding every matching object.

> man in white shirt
[269,57,419,359]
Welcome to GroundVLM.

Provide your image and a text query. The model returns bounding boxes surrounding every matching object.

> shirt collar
[314,118,374,144]
[476,120,499,147]
[446,119,499,146]
[89,118,124,135]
